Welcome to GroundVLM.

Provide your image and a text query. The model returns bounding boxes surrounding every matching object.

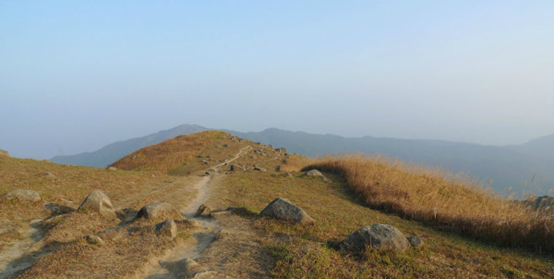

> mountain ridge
[50,124,554,195]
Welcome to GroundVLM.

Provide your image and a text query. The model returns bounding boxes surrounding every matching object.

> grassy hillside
[2,131,553,278]
[210,170,553,278]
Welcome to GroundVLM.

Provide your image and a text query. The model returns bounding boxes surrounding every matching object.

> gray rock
[4,189,41,203]
[0,149,9,157]
[85,235,106,246]
[303,169,328,181]
[195,204,213,217]
[155,219,177,240]
[136,201,181,220]
[260,198,314,224]
[253,166,267,172]
[78,190,117,219]
[407,236,424,247]
[106,166,117,171]
[340,224,410,252]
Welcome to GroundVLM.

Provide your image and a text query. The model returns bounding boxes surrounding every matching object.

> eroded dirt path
[0,223,47,279]
[138,147,250,279]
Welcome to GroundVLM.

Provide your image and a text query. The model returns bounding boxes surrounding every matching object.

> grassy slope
[213,170,553,278]
[2,131,554,278]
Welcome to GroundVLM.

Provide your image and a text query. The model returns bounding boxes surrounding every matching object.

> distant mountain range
[50,124,554,196]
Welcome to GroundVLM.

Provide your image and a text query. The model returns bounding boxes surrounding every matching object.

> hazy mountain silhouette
[50,124,207,167]
[50,125,554,195]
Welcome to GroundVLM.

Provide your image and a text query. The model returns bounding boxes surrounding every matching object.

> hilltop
[2,131,553,278]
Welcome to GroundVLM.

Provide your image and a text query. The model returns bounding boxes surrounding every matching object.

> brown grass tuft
[304,154,554,253]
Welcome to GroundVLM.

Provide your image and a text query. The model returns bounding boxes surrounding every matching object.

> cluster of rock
[258,195,423,253]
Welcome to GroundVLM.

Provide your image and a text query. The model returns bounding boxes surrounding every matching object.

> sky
[1,1,553,159]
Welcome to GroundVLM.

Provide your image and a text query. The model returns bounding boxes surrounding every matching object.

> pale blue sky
[1,1,553,159]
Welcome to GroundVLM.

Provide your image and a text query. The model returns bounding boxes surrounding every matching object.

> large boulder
[340,224,409,252]
[0,149,9,157]
[136,201,182,220]
[3,189,41,203]
[260,198,314,224]
[78,190,117,219]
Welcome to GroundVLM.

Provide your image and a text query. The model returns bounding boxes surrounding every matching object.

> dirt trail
[138,146,250,279]
[0,224,46,279]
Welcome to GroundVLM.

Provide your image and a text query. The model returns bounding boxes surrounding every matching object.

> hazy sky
[1,1,553,159]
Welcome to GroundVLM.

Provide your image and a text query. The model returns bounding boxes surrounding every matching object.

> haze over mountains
[50,124,554,196]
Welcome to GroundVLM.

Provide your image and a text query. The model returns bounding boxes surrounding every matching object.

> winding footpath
[139,146,251,279]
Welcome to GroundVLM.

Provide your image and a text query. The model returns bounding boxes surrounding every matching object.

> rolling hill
[50,124,554,195]
[3,131,553,278]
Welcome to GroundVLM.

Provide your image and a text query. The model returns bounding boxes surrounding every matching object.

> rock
[285,172,293,177]
[260,198,314,224]
[0,149,9,157]
[106,166,117,171]
[253,166,267,172]
[155,219,177,240]
[340,224,410,252]
[195,204,213,217]
[3,189,41,203]
[85,235,106,246]
[407,236,424,247]
[205,171,211,176]
[78,190,117,219]
[136,201,182,220]
[303,169,328,181]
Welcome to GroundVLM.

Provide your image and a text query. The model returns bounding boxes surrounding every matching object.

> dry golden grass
[304,154,554,253]
[111,130,228,173]
[278,154,315,173]
[216,170,554,278]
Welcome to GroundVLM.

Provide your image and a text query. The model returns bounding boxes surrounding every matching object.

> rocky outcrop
[3,189,41,203]
[340,224,409,252]
[155,219,177,240]
[136,201,182,220]
[77,190,117,219]
[260,198,314,224]
[0,149,9,157]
